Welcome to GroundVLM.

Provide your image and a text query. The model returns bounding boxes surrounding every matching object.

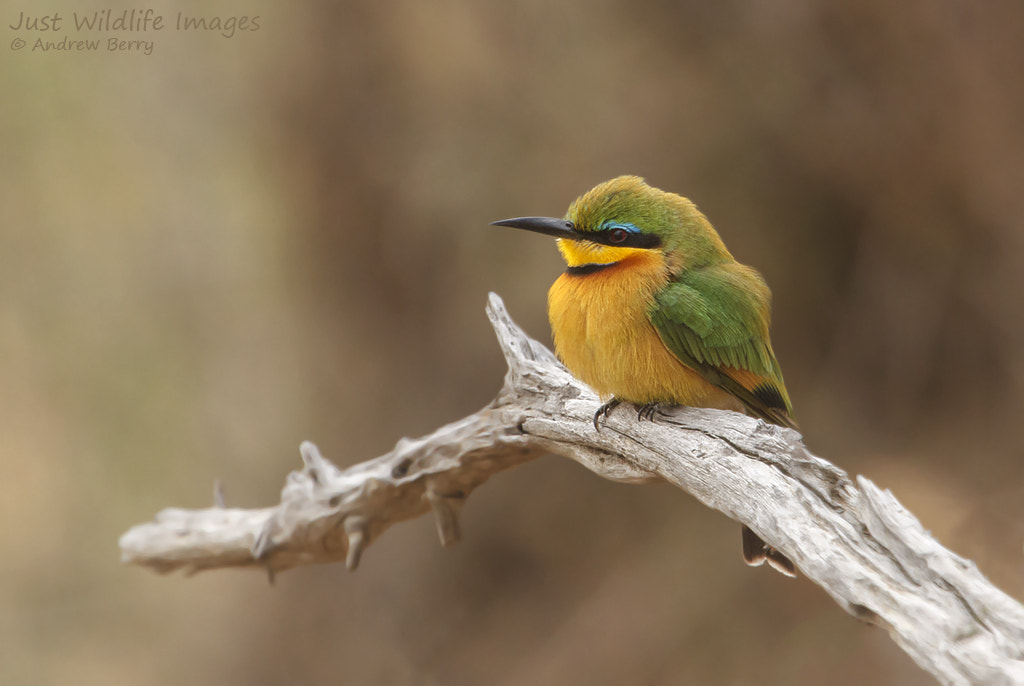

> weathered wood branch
[119,293,1024,685]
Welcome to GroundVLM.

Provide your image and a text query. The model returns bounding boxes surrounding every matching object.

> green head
[492,176,732,272]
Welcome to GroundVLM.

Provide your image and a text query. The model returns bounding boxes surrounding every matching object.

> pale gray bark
[119,293,1024,685]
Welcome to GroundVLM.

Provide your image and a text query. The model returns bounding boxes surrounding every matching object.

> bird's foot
[593,398,622,431]
[636,402,664,422]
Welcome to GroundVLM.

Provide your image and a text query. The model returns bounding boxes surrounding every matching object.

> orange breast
[547,252,743,411]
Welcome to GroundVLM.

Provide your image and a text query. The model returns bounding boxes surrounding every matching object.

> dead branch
[119,293,1024,685]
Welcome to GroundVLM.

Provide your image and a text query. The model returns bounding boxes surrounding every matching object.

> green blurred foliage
[2,1,1023,684]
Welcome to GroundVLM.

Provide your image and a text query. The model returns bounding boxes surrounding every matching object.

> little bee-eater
[493,175,797,576]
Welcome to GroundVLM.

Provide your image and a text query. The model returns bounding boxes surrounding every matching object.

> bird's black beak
[490,216,581,240]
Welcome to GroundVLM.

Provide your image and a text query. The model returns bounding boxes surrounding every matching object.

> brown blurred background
[3,0,1023,684]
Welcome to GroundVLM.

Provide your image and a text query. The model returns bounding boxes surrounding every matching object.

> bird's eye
[608,228,629,244]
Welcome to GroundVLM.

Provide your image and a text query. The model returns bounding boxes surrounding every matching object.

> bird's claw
[593,398,622,431]
[636,402,662,422]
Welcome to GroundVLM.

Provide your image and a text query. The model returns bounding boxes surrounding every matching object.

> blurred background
[3,0,1023,683]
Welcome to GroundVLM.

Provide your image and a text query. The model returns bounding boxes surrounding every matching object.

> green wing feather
[649,262,796,428]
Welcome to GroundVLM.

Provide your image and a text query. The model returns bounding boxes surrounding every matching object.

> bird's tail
[742,525,796,577]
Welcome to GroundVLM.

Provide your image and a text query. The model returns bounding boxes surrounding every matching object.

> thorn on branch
[426,486,465,547]
[300,441,329,484]
[252,520,274,560]
[345,517,368,571]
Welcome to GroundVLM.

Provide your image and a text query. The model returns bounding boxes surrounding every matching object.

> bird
[492,175,797,576]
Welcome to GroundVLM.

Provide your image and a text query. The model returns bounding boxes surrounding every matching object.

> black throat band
[566,262,615,276]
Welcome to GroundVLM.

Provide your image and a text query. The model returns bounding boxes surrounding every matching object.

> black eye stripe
[588,228,661,249]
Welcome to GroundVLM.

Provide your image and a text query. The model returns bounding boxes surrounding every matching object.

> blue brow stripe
[602,222,641,233]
